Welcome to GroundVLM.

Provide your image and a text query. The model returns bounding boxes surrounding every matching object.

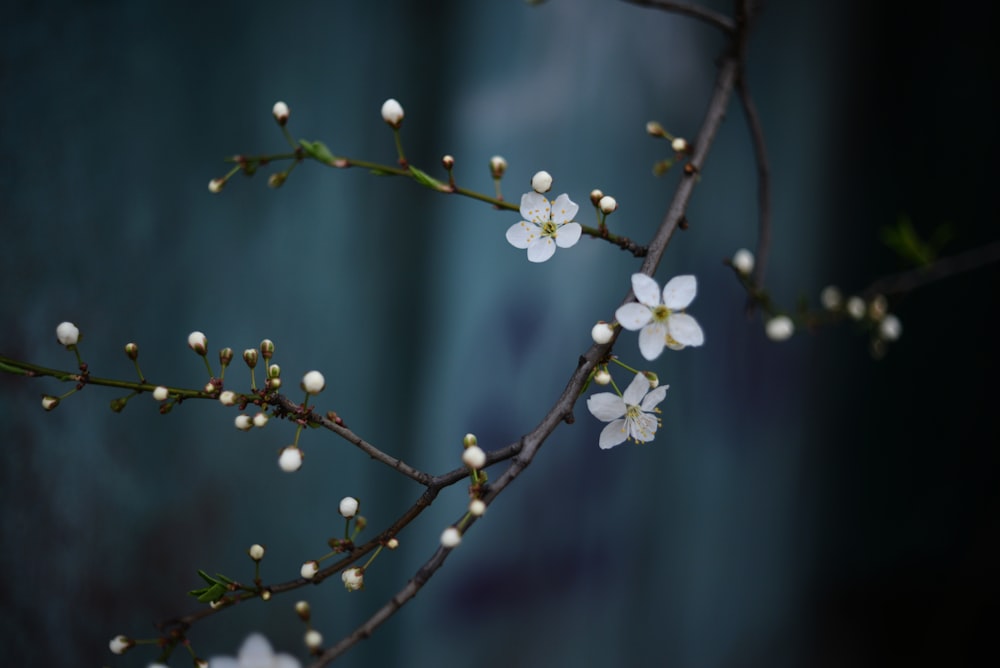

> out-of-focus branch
[861,240,1000,298]
[622,0,736,33]
[737,76,772,294]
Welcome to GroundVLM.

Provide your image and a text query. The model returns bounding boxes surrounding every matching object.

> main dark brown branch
[309,11,749,667]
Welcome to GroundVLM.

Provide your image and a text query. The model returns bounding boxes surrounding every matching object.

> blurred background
[1,1,996,666]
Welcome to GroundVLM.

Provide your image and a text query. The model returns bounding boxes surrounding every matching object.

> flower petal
[668,313,704,347]
[638,322,667,360]
[520,192,550,223]
[640,385,668,411]
[662,275,697,309]
[599,419,629,449]
[622,372,650,406]
[526,238,556,262]
[555,222,582,248]
[506,221,536,249]
[631,273,662,307]
[587,393,626,421]
[629,412,658,443]
[550,193,579,224]
[615,303,652,331]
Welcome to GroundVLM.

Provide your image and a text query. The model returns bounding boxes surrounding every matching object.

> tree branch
[622,0,736,33]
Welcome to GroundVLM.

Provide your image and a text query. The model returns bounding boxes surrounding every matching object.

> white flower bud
[868,294,888,321]
[462,445,487,470]
[272,100,290,125]
[268,364,281,379]
[304,629,324,650]
[469,499,486,516]
[386,537,399,549]
[598,195,618,214]
[248,544,265,561]
[341,567,364,591]
[208,178,225,194]
[109,635,131,655]
[593,369,611,385]
[530,170,553,194]
[234,414,253,431]
[820,285,843,311]
[440,526,462,548]
[646,121,665,137]
[300,560,319,579]
[643,371,659,389]
[846,296,866,320]
[42,395,60,411]
[879,314,902,341]
[204,381,217,394]
[187,331,208,355]
[463,433,478,447]
[219,390,237,406]
[252,412,269,428]
[671,137,688,152]
[339,496,360,519]
[591,321,614,344]
[56,321,80,346]
[295,600,311,620]
[279,445,303,472]
[489,155,507,178]
[301,370,326,394]
[152,386,169,401]
[731,248,755,275]
[765,315,795,341]
[243,348,258,368]
[380,98,404,127]
[442,154,455,169]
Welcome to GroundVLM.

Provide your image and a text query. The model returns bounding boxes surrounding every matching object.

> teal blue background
[1,1,996,666]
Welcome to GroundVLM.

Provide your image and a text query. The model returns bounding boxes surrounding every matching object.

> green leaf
[880,215,943,267]
[408,165,446,191]
[298,139,336,164]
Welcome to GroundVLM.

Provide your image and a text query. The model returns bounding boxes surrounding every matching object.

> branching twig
[622,0,736,33]
[861,240,1000,298]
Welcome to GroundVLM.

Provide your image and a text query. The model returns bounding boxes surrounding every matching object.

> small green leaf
[408,165,446,190]
[299,139,336,163]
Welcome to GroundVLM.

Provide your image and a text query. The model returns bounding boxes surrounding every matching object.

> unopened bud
[272,101,290,126]
[380,98,404,128]
[530,170,553,194]
[187,331,208,355]
[243,348,258,368]
[259,339,275,360]
[124,342,139,360]
[248,544,265,561]
[489,155,507,178]
[598,195,617,214]
[442,154,455,170]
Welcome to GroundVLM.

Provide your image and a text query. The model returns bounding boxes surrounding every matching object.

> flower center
[652,304,671,322]
[540,220,558,237]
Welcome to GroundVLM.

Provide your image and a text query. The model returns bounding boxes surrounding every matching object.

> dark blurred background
[1,1,997,666]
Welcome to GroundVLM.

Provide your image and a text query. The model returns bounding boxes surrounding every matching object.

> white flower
[207,632,301,668]
[731,248,755,275]
[765,315,795,341]
[272,101,290,125]
[440,527,462,548]
[462,445,486,470]
[300,370,325,394]
[530,170,553,193]
[339,496,359,518]
[300,560,319,579]
[586,372,669,450]
[152,386,169,401]
[380,98,404,127]
[279,446,303,472]
[505,192,582,263]
[615,274,704,360]
[56,321,80,346]
[341,567,364,591]
[879,314,902,341]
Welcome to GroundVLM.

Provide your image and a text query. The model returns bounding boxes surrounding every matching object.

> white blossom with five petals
[587,372,669,449]
[615,273,704,360]
[505,192,582,262]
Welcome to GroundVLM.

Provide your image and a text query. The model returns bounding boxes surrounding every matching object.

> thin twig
[737,77,771,294]
[861,240,1000,298]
